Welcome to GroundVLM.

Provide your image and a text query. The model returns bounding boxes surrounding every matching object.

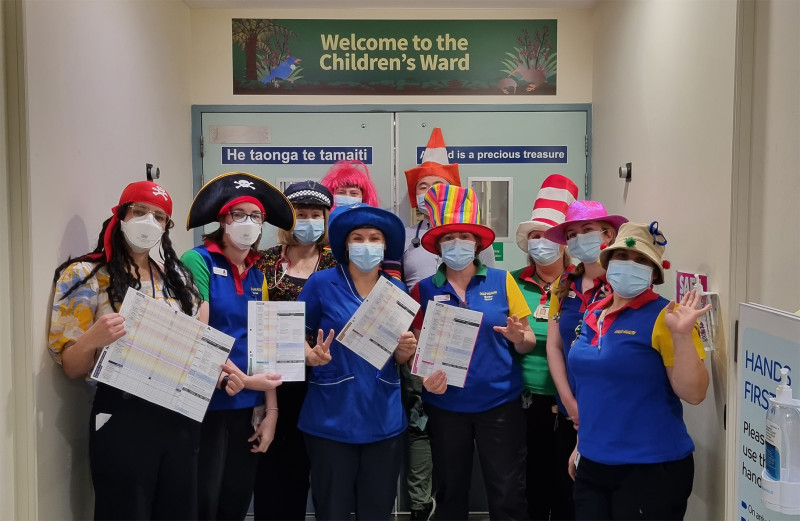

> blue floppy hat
[328,203,405,265]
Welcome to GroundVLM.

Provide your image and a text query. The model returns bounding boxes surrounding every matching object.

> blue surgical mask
[292,219,325,245]
[606,259,653,298]
[566,230,604,264]
[416,193,430,215]
[334,194,362,206]
[440,239,476,271]
[348,242,384,272]
[527,238,561,266]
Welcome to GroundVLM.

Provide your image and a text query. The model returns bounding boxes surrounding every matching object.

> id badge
[251,404,265,431]
[534,304,550,320]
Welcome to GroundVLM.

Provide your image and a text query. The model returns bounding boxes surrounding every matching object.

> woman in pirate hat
[49,181,202,520]
[181,171,295,521]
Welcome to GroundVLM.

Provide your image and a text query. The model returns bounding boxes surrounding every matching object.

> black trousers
[304,432,404,521]
[525,394,576,521]
[197,408,260,521]
[253,383,310,521]
[427,400,528,521]
[89,385,201,521]
[573,454,694,520]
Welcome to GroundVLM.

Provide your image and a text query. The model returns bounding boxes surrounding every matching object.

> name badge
[433,295,450,302]
[213,266,228,277]
[568,290,576,298]
[534,304,549,320]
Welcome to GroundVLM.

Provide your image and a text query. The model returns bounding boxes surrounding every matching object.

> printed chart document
[91,287,234,422]
[411,302,483,387]
[337,277,421,369]
[247,301,306,382]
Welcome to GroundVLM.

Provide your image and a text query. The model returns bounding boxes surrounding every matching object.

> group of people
[49,127,711,521]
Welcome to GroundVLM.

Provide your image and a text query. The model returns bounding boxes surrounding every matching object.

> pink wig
[320,160,381,207]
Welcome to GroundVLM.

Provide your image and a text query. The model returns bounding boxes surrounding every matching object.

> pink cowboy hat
[543,200,628,245]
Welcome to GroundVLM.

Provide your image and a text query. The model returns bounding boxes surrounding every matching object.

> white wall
[21,0,193,518]
[189,8,594,105]
[591,1,737,519]
[747,0,800,313]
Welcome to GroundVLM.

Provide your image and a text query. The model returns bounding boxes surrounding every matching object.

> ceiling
[183,0,597,9]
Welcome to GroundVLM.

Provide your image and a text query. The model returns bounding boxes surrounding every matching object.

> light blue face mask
[416,193,430,215]
[440,238,476,271]
[348,242,384,273]
[606,259,653,298]
[292,219,325,245]
[566,230,604,264]
[334,194,362,207]
[527,238,561,266]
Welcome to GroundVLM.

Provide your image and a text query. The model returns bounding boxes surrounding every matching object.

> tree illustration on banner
[232,19,300,87]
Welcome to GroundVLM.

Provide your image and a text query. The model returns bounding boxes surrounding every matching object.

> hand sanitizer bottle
[765,367,800,482]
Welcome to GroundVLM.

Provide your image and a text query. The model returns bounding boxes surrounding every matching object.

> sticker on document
[213,266,228,277]
[433,295,450,302]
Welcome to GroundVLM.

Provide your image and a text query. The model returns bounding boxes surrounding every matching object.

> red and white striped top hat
[515,174,579,251]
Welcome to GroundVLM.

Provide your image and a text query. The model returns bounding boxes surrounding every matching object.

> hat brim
[515,221,551,252]
[599,240,665,285]
[421,223,496,254]
[328,204,406,265]
[186,172,295,231]
[404,163,461,208]
[543,215,629,245]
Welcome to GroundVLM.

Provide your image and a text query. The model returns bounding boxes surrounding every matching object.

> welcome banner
[232,19,557,95]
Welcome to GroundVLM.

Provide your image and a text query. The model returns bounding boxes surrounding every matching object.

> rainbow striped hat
[421,184,495,254]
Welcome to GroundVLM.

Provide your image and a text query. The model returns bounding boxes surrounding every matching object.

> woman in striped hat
[410,184,536,521]
[511,174,580,521]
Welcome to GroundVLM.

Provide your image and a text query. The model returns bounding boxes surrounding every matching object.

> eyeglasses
[228,210,265,225]
[128,203,170,225]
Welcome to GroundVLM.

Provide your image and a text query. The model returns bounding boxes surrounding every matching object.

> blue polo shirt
[411,262,531,413]
[548,271,611,414]
[568,289,706,465]
[181,244,266,411]
[297,265,408,444]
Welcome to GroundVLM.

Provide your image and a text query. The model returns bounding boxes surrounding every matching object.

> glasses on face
[228,210,265,225]
[128,203,170,225]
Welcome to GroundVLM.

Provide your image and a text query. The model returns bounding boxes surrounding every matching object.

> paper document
[248,301,306,382]
[337,277,421,369]
[91,287,234,422]
[411,301,482,387]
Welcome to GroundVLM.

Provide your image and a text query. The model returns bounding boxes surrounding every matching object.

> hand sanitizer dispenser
[762,367,800,515]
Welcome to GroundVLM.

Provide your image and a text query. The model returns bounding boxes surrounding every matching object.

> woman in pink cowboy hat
[511,174,580,521]
[542,200,628,435]
[411,184,536,521]
[566,221,709,520]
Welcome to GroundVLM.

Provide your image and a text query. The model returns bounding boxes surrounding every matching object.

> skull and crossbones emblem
[151,186,169,200]
[234,180,256,190]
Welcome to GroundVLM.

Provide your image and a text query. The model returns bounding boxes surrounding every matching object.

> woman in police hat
[181,171,295,521]
[296,202,417,521]
[252,180,337,521]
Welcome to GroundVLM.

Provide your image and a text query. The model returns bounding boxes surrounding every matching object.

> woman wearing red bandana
[48,181,203,520]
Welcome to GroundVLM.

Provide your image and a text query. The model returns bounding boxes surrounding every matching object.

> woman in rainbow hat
[411,184,536,520]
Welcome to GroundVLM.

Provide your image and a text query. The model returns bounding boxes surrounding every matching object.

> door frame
[191,104,593,245]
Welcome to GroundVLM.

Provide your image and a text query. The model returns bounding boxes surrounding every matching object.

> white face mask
[566,230,604,264]
[225,220,262,250]
[527,238,561,266]
[416,193,430,216]
[120,214,163,253]
[334,194,362,206]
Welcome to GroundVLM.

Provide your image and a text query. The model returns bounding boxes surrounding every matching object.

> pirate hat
[404,128,461,208]
[186,172,295,231]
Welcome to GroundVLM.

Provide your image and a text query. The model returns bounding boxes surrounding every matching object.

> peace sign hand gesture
[306,329,334,366]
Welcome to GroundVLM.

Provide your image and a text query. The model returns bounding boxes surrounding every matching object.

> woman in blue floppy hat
[566,221,709,520]
[252,180,337,521]
[411,184,536,521]
[296,202,418,521]
[181,171,295,521]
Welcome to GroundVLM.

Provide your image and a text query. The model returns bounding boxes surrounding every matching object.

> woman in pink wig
[320,160,381,208]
